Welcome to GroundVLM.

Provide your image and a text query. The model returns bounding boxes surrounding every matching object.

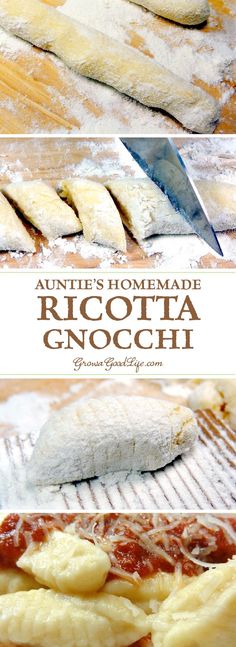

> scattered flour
[59,0,236,86]
[141,232,236,269]
[180,138,236,184]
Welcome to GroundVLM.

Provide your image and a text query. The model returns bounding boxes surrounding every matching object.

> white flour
[142,232,236,269]
[0,0,235,133]
[0,380,235,511]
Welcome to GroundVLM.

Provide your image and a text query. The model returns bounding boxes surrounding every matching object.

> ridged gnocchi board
[0,0,235,134]
[0,378,235,511]
[0,136,236,270]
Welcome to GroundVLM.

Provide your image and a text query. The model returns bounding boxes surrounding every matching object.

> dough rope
[129,0,210,25]
[0,0,219,133]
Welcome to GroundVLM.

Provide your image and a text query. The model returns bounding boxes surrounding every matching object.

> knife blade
[120,137,223,256]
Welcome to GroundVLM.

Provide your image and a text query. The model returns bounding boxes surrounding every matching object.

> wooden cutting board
[0,0,235,134]
[0,378,235,511]
[0,136,235,269]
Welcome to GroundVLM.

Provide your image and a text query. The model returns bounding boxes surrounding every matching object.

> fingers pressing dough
[60,179,126,252]
[3,181,82,240]
[0,0,219,133]
[28,396,198,485]
[0,192,35,253]
[129,0,210,25]
[106,178,236,239]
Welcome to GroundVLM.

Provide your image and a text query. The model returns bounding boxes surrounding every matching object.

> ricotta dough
[0,191,35,252]
[0,0,219,133]
[60,179,126,252]
[129,0,210,25]
[106,178,236,239]
[28,396,198,485]
[3,181,82,240]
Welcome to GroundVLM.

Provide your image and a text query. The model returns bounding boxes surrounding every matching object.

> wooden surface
[0,0,235,134]
[0,378,235,511]
[0,136,235,269]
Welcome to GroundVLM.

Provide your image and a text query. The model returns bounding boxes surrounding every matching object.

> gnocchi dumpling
[0,589,150,647]
[151,560,236,647]
[60,179,127,252]
[18,530,110,594]
[103,572,193,613]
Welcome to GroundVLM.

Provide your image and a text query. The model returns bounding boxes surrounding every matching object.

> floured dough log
[188,380,236,430]
[60,179,126,252]
[106,178,236,240]
[0,0,219,133]
[0,589,150,647]
[196,180,236,231]
[0,192,35,252]
[151,560,236,647]
[129,0,210,25]
[18,530,110,595]
[28,396,198,485]
[2,181,82,240]
[106,178,191,241]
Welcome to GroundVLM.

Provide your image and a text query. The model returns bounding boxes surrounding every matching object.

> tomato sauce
[0,513,235,576]
[0,514,75,568]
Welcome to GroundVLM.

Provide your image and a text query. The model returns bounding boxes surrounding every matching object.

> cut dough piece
[0,0,219,133]
[18,530,110,595]
[106,178,236,240]
[103,572,194,614]
[195,180,236,231]
[28,396,198,485]
[106,177,191,241]
[188,379,236,430]
[0,589,150,647]
[0,191,35,252]
[129,0,210,25]
[60,179,126,252]
[3,181,82,240]
[151,560,236,647]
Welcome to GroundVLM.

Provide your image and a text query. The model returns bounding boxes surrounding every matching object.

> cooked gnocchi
[151,561,236,647]
[0,513,235,647]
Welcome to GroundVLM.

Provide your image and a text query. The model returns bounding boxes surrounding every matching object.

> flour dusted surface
[28,396,198,485]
